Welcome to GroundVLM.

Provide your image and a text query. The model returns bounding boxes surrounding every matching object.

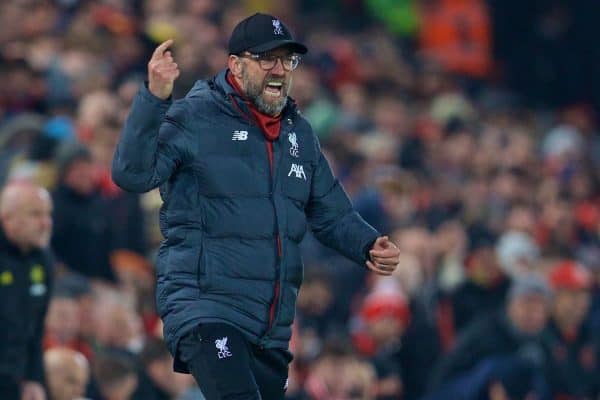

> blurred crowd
[1,0,599,399]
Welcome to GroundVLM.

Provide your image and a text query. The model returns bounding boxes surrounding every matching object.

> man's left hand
[21,381,46,400]
[366,236,400,276]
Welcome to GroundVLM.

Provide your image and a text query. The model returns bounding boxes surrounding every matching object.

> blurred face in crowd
[297,278,333,316]
[45,348,89,400]
[552,289,590,330]
[45,297,80,343]
[395,227,435,275]
[230,46,296,116]
[0,183,52,252]
[367,316,406,347]
[308,353,375,400]
[91,122,120,168]
[508,293,550,336]
[77,292,96,339]
[95,300,144,352]
[63,159,96,196]
[468,247,504,286]
[101,374,138,400]
[506,206,536,235]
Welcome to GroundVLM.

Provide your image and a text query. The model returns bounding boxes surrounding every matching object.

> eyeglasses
[238,52,301,71]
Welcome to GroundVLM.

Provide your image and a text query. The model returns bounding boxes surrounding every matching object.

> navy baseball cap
[228,13,308,55]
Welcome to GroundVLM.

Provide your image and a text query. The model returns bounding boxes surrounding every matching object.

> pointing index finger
[152,39,174,59]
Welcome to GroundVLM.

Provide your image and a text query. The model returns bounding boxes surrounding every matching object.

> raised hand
[366,236,400,276]
[148,39,180,100]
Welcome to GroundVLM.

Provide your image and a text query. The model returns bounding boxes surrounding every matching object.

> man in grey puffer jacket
[112,12,400,400]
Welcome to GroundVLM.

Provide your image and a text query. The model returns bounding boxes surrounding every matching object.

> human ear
[228,55,243,78]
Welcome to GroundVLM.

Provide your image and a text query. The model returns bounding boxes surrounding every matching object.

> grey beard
[254,93,287,116]
[242,68,291,116]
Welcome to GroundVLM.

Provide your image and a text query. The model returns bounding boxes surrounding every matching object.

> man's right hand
[148,39,180,100]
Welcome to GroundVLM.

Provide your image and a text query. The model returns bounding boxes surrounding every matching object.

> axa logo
[215,337,232,359]
[288,163,306,180]
[232,130,248,141]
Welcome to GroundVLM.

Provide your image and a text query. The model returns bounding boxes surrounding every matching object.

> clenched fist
[366,236,400,276]
[148,39,180,100]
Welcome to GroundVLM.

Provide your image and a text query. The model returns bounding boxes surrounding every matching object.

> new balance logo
[232,130,248,141]
[215,337,232,359]
[288,163,306,180]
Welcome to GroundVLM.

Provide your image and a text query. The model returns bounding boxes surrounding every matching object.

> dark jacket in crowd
[543,320,600,399]
[0,227,52,389]
[106,191,147,255]
[423,355,551,400]
[431,311,549,388]
[399,301,443,400]
[112,69,379,370]
[51,184,115,281]
[450,278,511,334]
[132,370,170,400]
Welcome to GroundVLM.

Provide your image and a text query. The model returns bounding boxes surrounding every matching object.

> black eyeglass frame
[237,52,301,71]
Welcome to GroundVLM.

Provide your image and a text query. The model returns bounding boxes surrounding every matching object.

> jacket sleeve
[24,260,53,383]
[112,83,191,193]
[24,321,45,383]
[305,139,380,266]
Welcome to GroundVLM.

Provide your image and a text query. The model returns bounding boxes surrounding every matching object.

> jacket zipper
[266,140,282,333]
[228,93,284,341]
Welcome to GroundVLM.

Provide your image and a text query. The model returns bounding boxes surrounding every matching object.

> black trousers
[178,323,292,400]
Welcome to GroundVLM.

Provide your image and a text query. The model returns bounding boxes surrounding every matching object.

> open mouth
[264,81,283,97]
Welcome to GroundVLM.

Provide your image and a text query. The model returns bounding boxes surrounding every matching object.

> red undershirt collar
[226,71,281,141]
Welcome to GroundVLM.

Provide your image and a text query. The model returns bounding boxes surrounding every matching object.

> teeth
[267,82,283,87]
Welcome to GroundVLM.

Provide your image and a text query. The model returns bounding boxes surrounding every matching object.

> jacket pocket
[166,227,202,274]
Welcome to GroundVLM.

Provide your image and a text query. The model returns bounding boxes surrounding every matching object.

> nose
[271,57,285,74]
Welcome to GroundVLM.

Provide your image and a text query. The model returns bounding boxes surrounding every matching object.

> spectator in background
[44,347,90,400]
[43,281,94,361]
[92,288,145,354]
[495,229,540,279]
[544,260,600,398]
[419,0,493,79]
[133,337,196,400]
[0,113,46,186]
[303,341,376,400]
[89,349,138,400]
[582,247,600,331]
[0,182,53,400]
[48,273,97,348]
[354,280,410,399]
[294,268,341,367]
[431,275,552,389]
[51,143,115,281]
[447,225,510,337]
[422,355,550,400]
[90,117,148,255]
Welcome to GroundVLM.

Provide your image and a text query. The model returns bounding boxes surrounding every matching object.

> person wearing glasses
[112,12,400,400]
